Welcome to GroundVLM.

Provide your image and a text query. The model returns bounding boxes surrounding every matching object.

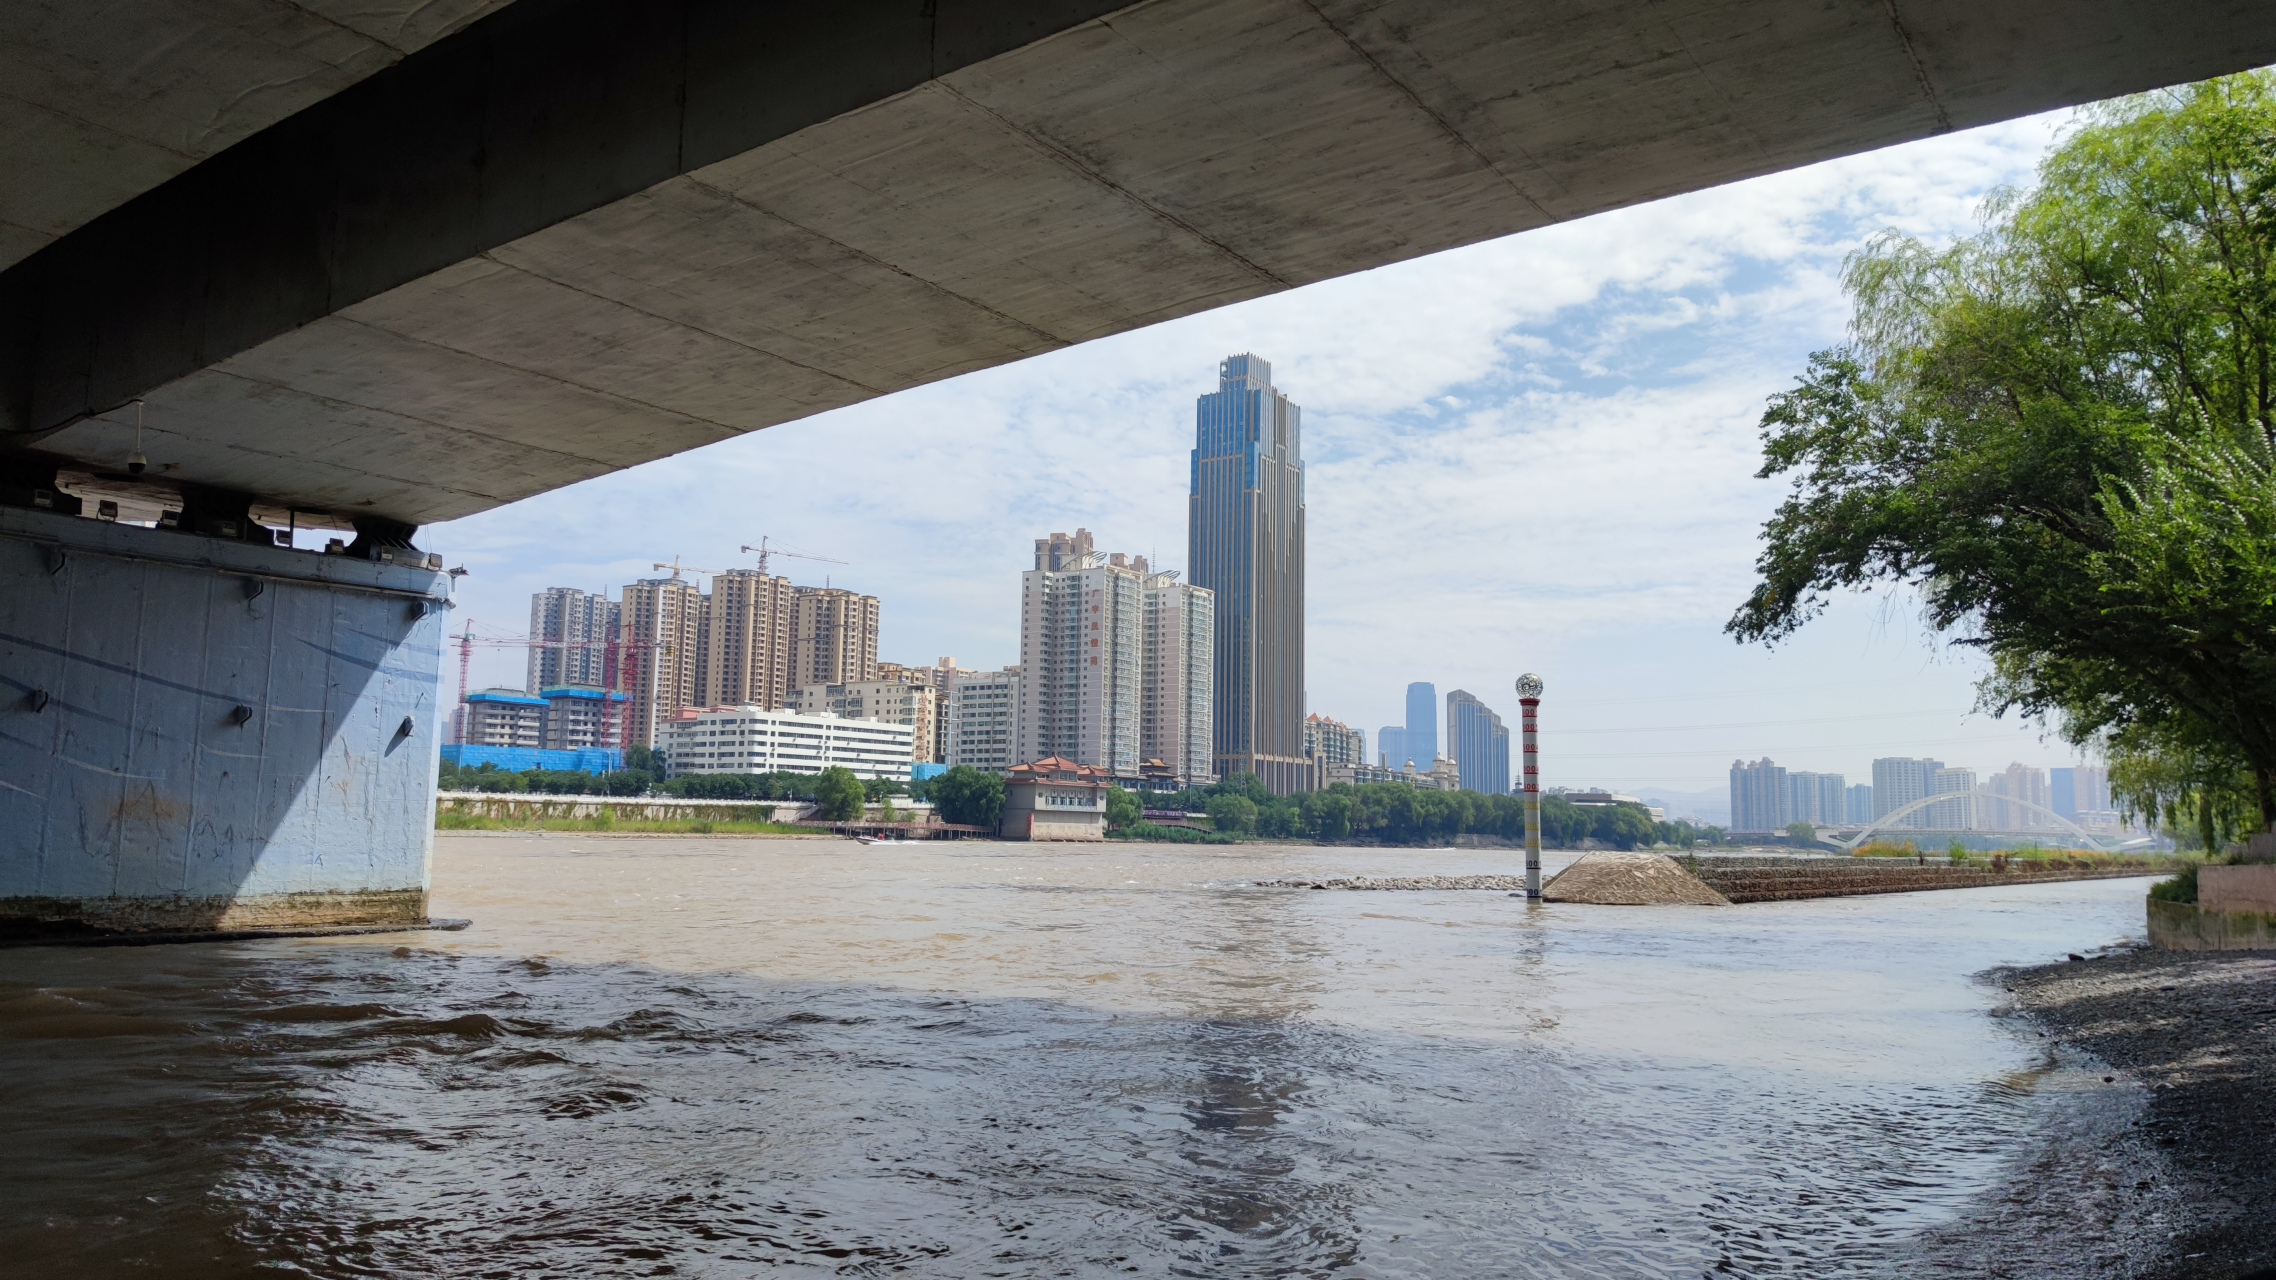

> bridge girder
[5,0,2275,526]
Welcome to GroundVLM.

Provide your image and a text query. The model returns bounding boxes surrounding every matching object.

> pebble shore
[1908,948,2276,1279]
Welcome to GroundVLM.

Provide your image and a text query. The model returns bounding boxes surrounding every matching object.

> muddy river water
[0,836,2159,1277]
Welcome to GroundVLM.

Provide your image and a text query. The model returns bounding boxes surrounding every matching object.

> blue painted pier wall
[0,506,449,933]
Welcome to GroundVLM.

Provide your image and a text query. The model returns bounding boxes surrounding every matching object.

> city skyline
[427,108,2088,796]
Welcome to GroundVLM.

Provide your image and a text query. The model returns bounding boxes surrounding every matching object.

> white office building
[947,666,1021,773]
[659,707,914,781]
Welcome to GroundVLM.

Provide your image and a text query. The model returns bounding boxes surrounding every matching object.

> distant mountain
[1634,787,1729,826]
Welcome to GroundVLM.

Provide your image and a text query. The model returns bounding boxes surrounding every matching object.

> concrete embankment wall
[2148,864,2276,951]
[1689,856,2158,904]
[2,507,449,934]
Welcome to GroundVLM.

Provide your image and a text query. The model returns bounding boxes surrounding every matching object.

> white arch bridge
[1813,789,2110,853]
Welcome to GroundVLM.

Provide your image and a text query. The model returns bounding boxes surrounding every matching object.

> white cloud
[432,108,2082,794]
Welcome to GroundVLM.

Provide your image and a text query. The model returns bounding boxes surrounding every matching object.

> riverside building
[462,689,546,749]
[1189,354,1309,793]
[1872,757,1944,830]
[789,679,938,763]
[528,587,618,690]
[1142,570,1215,788]
[1016,548,1146,776]
[790,586,880,688]
[1303,714,1365,767]
[620,575,704,746]
[1729,757,1787,832]
[540,686,627,751]
[658,707,913,781]
[1445,690,1510,795]
[947,667,1021,773]
[699,569,795,711]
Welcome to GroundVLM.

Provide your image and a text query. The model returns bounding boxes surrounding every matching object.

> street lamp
[1516,673,1544,900]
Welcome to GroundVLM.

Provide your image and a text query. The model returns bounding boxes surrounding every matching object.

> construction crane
[650,555,728,579]
[739,536,847,577]
[450,622,672,751]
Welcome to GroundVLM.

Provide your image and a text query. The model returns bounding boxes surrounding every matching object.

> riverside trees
[1124,774,1716,848]
[1730,74,2276,838]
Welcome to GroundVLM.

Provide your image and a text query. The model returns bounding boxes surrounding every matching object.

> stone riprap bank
[1267,855,2162,905]
[1689,855,2157,903]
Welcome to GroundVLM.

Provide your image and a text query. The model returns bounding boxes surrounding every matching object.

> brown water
[0,836,2157,1277]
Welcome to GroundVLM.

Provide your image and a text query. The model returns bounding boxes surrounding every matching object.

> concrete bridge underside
[6,0,2276,528]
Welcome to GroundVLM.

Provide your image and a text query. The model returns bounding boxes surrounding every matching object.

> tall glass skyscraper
[1190,354,1308,794]
[1405,681,1438,766]
[1445,689,1510,794]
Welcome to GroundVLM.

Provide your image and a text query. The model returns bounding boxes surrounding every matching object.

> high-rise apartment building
[1987,762,2053,830]
[1189,354,1308,793]
[948,667,1021,774]
[1730,757,1788,832]
[1303,714,1365,767]
[1445,690,1510,795]
[528,587,619,691]
[1872,757,1945,830]
[1406,682,1438,769]
[1845,783,1875,825]
[1034,529,1095,572]
[621,576,704,747]
[2050,766,2111,820]
[790,586,880,688]
[699,570,795,711]
[1786,771,1845,824]
[1016,549,1145,775]
[1141,571,1215,787]
[1928,767,1978,830]
[1378,726,1408,770]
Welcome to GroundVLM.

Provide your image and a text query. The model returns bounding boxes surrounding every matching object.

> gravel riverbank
[1908,948,2276,1279]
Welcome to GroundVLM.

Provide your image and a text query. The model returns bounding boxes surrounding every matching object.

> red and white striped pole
[1517,673,1544,900]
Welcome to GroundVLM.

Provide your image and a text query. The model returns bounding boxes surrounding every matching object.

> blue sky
[430,108,2090,821]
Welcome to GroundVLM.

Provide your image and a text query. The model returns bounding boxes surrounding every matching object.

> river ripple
[0,837,2156,1277]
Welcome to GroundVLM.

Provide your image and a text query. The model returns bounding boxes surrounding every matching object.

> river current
[1,836,2156,1277]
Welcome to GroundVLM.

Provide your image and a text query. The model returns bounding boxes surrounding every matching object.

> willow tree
[1728,74,2276,831]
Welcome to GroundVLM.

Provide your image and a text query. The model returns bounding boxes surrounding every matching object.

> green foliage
[658,771,815,801]
[439,761,653,795]
[1205,794,1259,834]
[1729,74,2276,831]
[930,766,1006,829]
[1112,821,1243,844]
[1786,821,1821,845]
[1104,787,1142,829]
[1115,775,1702,848]
[811,767,865,822]
[2150,861,2203,903]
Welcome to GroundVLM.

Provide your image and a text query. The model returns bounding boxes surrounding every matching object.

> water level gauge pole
[1517,673,1544,900]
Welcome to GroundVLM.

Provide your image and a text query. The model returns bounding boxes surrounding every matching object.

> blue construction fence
[441,744,626,776]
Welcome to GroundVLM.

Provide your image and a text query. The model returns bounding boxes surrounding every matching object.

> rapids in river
[0,836,2156,1277]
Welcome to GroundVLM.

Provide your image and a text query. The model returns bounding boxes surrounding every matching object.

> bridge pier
[0,502,448,937]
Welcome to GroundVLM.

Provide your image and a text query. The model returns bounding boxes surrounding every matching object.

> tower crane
[650,556,729,579]
[450,621,671,752]
[739,536,847,577]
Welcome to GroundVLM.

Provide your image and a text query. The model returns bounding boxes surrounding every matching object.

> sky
[427,107,2093,823]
